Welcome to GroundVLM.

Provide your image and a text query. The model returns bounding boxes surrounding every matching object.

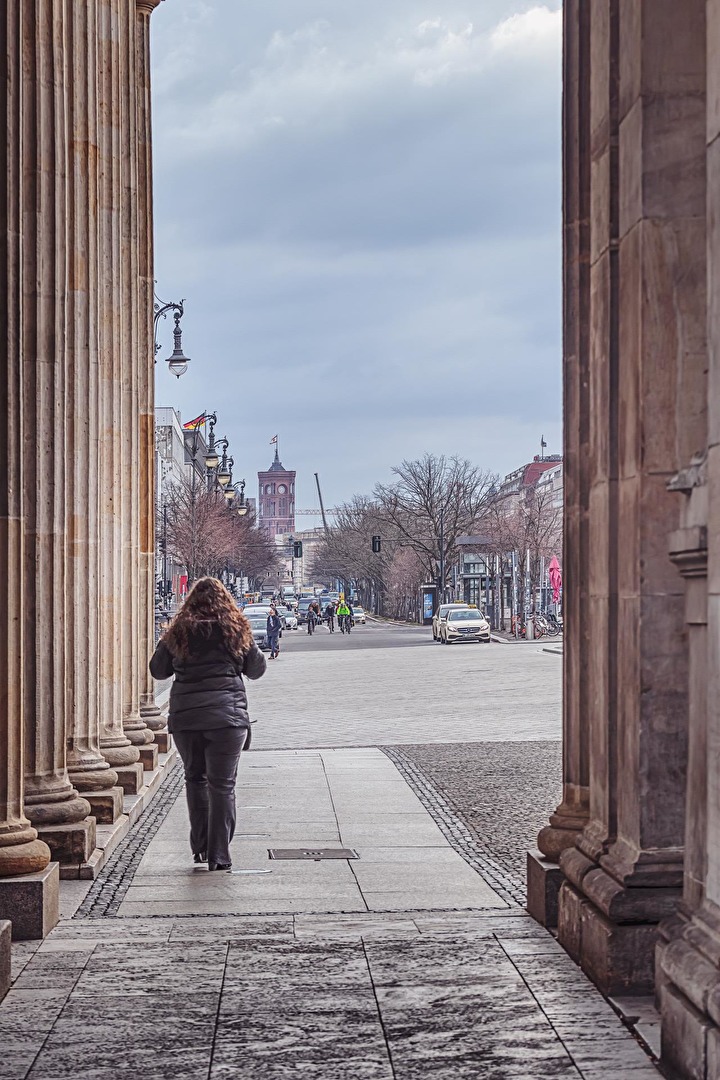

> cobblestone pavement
[388,741,562,882]
[1,624,663,1078]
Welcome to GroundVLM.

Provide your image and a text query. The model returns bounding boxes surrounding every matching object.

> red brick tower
[258,444,296,537]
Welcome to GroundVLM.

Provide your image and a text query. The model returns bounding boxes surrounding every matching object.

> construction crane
[295,508,340,516]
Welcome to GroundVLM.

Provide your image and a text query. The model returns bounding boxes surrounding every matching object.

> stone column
[558,0,706,996]
[20,0,95,871]
[63,0,123,826]
[97,0,143,795]
[656,4,720,1076]
[117,0,155,767]
[528,0,591,928]
[0,3,52,883]
[136,0,166,754]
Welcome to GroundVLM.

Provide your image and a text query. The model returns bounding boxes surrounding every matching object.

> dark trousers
[267,631,280,656]
[173,727,247,866]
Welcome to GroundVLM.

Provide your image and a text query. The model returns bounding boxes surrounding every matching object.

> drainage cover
[268,848,359,861]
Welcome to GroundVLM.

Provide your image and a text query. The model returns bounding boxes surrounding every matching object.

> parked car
[352,606,366,625]
[440,608,491,644]
[432,603,472,641]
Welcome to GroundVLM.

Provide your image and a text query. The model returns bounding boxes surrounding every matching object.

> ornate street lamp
[223,459,236,501]
[235,480,249,517]
[203,414,220,469]
[217,448,232,487]
[154,293,191,378]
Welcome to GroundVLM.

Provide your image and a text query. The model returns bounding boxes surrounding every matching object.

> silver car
[247,615,269,651]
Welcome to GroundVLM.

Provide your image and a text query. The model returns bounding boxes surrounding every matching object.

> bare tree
[373,454,496,594]
[162,478,280,588]
[231,510,282,590]
[488,484,563,618]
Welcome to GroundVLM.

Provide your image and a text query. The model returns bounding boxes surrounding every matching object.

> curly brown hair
[163,577,253,660]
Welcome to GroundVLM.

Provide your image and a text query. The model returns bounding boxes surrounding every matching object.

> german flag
[183,413,206,430]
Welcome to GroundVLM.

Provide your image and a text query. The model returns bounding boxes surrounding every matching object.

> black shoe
[193,852,207,864]
[208,862,232,872]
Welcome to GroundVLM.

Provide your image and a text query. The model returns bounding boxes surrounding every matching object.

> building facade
[258,449,296,538]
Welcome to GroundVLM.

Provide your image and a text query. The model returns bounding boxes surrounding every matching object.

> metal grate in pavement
[268,847,359,861]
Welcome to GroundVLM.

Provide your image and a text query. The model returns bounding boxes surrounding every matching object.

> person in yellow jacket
[336,599,352,634]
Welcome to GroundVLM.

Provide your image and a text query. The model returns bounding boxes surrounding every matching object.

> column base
[69,765,118,793]
[0,862,59,940]
[140,702,166,733]
[36,818,97,870]
[0,837,51,876]
[101,742,141,768]
[138,744,159,771]
[83,786,124,824]
[526,848,564,928]
[125,727,155,747]
[557,881,658,995]
[114,763,144,795]
[656,904,720,1079]
[0,921,9,1000]
[154,730,172,754]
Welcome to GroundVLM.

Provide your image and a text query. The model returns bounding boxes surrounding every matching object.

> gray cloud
[152,1,562,517]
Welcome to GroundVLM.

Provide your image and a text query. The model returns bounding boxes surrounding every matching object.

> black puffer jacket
[149,622,266,734]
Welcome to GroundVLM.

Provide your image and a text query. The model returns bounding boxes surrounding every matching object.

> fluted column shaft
[118,0,152,750]
[0,3,50,877]
[137,0,165,733]
[536,0,590,863]
[22,0,90,835]
[65,0,117,796]
[97,0,141,768]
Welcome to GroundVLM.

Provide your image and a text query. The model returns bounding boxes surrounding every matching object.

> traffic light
[372,535,381,554]
[293,541,303,558]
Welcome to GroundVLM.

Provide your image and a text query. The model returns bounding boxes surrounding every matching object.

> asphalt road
[279,617,432,650]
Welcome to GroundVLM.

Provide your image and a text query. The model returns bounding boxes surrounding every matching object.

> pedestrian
[324,600,336,633]
[266,605,282,659]
[149,576,266,872]
[337,598,351,633]
[307,601,319,635]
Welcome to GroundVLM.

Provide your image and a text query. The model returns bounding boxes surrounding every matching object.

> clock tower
[258,445,296,537]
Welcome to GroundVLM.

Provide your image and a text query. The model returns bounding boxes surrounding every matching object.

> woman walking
[149,577,266,871]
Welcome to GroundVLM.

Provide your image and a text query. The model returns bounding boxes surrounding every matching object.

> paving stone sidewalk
[1,747,662,1079]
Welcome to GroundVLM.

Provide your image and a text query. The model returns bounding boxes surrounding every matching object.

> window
[279,499,287,517]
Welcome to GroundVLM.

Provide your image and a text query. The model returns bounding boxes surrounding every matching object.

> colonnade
[0,0,161,885]
[529,3,720,1076]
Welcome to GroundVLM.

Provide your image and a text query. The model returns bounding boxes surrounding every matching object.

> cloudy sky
[151,1,562,520]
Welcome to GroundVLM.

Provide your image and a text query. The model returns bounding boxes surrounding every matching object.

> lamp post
[154,293,191,378]
[228,479,248,516]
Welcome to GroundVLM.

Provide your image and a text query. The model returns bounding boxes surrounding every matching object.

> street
[249,618,563,748]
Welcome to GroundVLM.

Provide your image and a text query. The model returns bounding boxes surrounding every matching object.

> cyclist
[324,600,336,633]
[337,598,351,634]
